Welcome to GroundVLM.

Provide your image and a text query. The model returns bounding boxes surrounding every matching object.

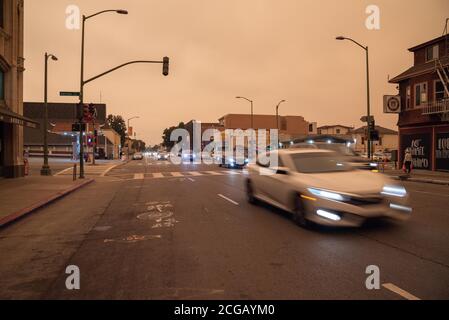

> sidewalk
[383,168,449,185]
[0,175,94,227]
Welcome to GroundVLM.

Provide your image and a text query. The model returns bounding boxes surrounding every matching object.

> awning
[0,106,40,129]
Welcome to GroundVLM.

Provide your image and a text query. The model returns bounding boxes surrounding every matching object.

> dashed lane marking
[134,173,144,180]
[218,194,239,206]
[382,283,421,300]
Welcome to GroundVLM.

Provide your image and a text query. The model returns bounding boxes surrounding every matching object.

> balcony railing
[422,99,449,115]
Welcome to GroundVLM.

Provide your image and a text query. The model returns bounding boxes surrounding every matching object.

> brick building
[389,33,449,171]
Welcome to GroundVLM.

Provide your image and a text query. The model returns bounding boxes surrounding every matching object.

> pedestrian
[403,148,413,174]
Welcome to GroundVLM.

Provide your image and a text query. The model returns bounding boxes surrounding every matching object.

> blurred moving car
[217,147,249,169]
[158,152,170,160]
[246,149,411,228]
[132,152,144,160]
[292,142,378,171]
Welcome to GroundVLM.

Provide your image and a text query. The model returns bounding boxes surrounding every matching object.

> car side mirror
[276,167,289,175]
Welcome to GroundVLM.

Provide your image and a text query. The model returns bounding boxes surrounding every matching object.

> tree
[107,115,127,146]
[162,122,185,149]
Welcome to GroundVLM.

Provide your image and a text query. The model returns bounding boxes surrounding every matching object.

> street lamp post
[127,116,139,159]
[40,53,58,176]
[236,96,255,152]
[336,36,372,159]
[78,9,128,179]
[275,99,286,132]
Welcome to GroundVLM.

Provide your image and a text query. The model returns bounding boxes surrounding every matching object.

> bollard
[73,164,77,181]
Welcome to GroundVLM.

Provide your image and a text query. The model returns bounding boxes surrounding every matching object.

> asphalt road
[1,156,448,299]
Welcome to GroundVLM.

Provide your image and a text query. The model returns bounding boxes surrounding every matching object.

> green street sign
[60,91,80,97]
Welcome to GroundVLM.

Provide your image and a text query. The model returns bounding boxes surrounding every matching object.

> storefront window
[0,70,4,101]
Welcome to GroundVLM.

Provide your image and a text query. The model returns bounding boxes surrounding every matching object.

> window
[0,70,4,101]
[435,80,448,101]
[336,129,341,134]
[406,86,411,109]
[0,0,3,29]
[426,45,439,62]
[308,124,313,132]
[415,83,427,107]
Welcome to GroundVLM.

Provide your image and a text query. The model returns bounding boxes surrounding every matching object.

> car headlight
[228,158,235,164]
[369,163,378,167]
[245,158,249,163]
[382,185,407,198]
[308,188,347,202]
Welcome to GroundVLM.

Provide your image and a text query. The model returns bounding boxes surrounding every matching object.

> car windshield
[315,144,357,156]
[290,153,353,173]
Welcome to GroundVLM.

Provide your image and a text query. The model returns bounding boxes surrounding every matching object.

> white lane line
[188,171,203,176]
[54,167,73,176]
[227,171,241,175]
[412,190,449,197]
[218,194,239,206]
[382,283,420,300]
[134,173,144,180]
[152,173,165,179]
[170,172,184,177]
[101,164,120,177]
[188,178,195,182]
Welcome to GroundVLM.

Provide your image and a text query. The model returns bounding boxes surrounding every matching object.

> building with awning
[0,0,28,178]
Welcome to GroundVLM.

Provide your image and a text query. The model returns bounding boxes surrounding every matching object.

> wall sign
[435,132,449,171]
[401,133,431,170]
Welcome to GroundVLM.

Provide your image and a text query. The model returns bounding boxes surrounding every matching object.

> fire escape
[422,18,449,119]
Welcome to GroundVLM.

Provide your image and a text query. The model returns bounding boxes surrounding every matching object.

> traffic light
[83,104,90,121]
[370,130,380,141]
[88,103,97,119]
[162,56,169,76]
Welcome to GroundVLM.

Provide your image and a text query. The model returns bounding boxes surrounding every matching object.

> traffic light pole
[78,16,86,179]
[366,47,372,160]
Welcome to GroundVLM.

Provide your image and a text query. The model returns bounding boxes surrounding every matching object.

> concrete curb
[0,178,95,228]
[391,176,449,186]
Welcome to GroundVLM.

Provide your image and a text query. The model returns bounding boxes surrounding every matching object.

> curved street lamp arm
[344,37,368,51]
[84,60,163,86]
[236,96,253,103]
[85,10,123,21]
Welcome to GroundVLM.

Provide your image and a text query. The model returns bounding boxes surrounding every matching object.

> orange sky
[24,0,449,145]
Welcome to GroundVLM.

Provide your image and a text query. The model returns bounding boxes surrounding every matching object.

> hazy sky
[24,0,449,145]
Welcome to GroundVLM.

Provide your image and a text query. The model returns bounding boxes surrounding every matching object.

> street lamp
[236,96,254,129]
[127,116,139,159]
[275,99,286,131]
[78,9,128,179]
[40,53,58,176]
[336,35,372,159]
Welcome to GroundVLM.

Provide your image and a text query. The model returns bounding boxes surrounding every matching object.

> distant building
[317,125,353,136]
[389,32,449,171]
[352,126,398,154]
[0,1,35,178]
[23,102,119,159]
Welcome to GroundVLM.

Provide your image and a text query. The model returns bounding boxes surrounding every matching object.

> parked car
[132,152,144,160]
[246,149,411,228]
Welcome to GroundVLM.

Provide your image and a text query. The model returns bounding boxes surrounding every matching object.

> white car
[246,149,411,228]
[132,152,144,160]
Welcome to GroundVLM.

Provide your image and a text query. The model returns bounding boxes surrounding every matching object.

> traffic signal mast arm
[83,58,169,86]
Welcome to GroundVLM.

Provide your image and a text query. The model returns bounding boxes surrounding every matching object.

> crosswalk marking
[170,172,184,177]
[205,171,223,176]
[134,173,144,180]
[188,171,203,176]
[152,173,165,179]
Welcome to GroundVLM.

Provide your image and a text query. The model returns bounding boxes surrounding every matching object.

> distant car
[158,152,170,160]
[246,149,411,228]
[132,152,144,160]
[216,147,249,169]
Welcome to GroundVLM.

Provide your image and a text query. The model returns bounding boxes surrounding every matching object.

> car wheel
[246,179,258,205]
[293,195,311,228]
